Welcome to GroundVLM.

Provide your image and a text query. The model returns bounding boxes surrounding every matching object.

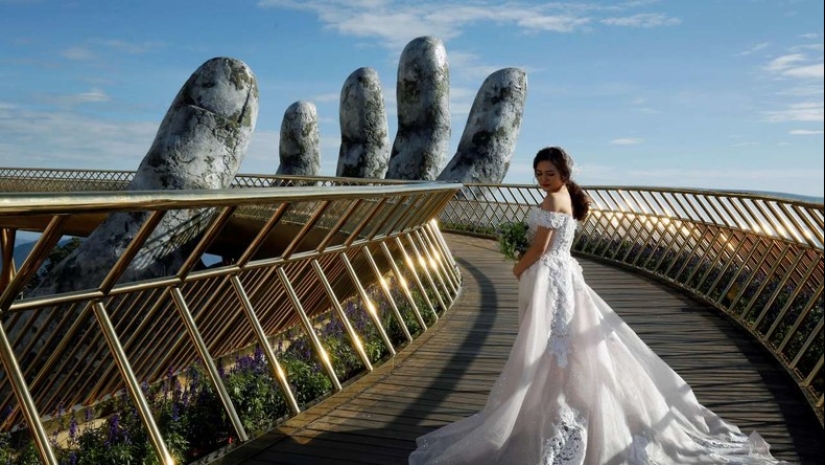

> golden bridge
[0,168,822,464]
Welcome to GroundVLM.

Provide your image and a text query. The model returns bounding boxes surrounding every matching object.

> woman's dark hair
[533,146,591,221]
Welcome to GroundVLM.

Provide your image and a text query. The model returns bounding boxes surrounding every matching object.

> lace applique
[542,406,587,465]
[526,208,577,258]
[547,284,573,367]
[541,257,575,367]
[528,208,568,230]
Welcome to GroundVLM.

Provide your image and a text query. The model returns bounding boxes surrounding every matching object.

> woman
[409,147,786,464]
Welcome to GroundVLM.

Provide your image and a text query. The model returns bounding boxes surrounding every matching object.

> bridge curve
[1,169,822,463]
[219,234,823,465]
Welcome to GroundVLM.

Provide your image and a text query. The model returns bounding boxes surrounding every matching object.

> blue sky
[1,0,823,197]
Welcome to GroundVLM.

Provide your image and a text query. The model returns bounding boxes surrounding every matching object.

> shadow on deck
[216,234,823,465]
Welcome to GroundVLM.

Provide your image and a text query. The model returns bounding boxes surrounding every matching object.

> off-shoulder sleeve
[528,208,568,230]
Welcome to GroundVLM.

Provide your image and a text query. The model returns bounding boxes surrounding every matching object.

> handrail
[0,177,462,463]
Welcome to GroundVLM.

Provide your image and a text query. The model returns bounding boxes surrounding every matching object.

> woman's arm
[513,225,553,279]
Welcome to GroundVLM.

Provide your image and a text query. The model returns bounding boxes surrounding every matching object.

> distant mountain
[0,238,75,270]
[730,190,824,204]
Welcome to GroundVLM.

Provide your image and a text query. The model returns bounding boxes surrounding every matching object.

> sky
[0,0,823,198]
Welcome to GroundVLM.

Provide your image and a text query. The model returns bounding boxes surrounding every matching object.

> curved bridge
[0,169,822,464]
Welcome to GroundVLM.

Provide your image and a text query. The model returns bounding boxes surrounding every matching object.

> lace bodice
[525,207,578,258]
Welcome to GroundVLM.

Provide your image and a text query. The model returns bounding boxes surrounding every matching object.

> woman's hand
[513,264,522,280]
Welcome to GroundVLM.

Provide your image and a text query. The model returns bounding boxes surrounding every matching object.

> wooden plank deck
[216,234,823,465]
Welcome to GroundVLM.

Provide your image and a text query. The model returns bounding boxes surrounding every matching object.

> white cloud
[789,129,824,135]
[764,53,807,72]
[242,130,281,173]
[764,53,823,79]
[256,1,674,50]
[600,13,680,28]
[609,137,644,145]
[791,43,824,52]
[736,42,770,56]
[32,88,111,107]
[89,39,165,55]
[731,141,760,147]
[450,86,477,117]
[61,46,96,61]
[782,63,824,78]
[312,92,340,103]
[763,102,824,122]
[517,15,590,32]
[776,85,824,97]
[0,107,157,169]
[0,102,16,118]
[800,33,821,39]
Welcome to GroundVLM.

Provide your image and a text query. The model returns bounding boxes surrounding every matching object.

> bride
[409,147,787,464]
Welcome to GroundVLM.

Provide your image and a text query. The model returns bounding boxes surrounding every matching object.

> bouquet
[496,221,529,261]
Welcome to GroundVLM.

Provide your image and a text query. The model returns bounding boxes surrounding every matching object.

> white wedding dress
[409,208,788,465]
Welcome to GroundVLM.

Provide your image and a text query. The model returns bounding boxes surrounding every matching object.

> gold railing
[441,183,824,424]
[0,181,462,464]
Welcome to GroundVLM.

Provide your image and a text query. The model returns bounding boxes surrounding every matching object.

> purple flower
[69,417,78,442]
[108,413,120,442]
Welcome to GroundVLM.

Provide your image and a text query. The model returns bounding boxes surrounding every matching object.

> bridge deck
[217,234,822,465]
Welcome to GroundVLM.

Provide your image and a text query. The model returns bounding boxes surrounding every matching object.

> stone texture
[34,56,259,295]
[438,68,527,185]
[277,101,321,177]
[385,36,451,180]
[337,68,390,178]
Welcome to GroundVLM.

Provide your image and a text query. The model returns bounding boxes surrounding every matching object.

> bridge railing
[0,180,462,464]
[441,183,824,425]
[0,167,414,193]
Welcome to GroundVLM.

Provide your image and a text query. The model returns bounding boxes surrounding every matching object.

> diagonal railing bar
[419,227,459,294]
[92,300,175,464]
[341,251,396,356]
[230,275,300,415]
[393,237,438,322]
[362,247,413,342]
[412,230,452,305]
[0,324,58,464]
[276,267,343,392]
[311,259,374,372]
[170,287,249,442]
[379,241,427,331]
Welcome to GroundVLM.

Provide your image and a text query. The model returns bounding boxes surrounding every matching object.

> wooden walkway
[217,234,823,465]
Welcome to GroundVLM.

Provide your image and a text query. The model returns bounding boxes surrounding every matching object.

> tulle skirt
[409,256,787,464]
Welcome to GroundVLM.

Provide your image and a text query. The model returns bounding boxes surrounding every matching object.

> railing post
[380,241,429,331]
[361,247,413,342]
[170,287,249,442]
[229,275,301,414]
[276,267,343,392]
[310,260,374,371]
[340,254,396,356]
[92,301,175,465]
[0,324,58,464]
